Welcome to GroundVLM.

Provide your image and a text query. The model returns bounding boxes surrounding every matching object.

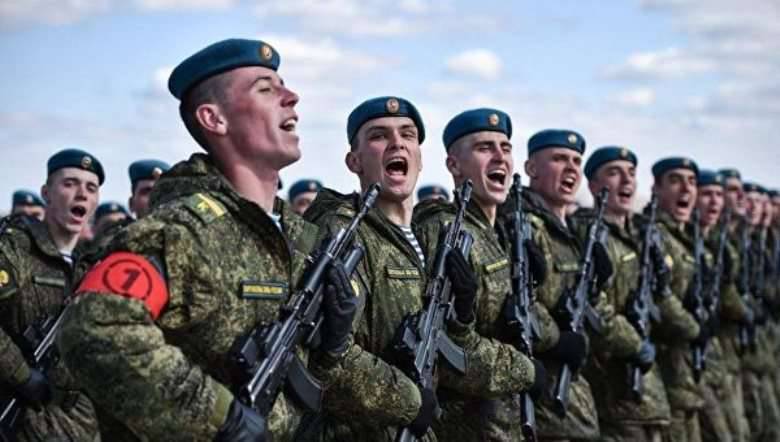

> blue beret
[718,168,741,181]
[417,185,450,201]
[442,108,512,150]
[651,157,699,180]
[168,38,280,100]
[584,146,637,180]
[768,189,778,198]
[288,179,322,202]
[528,129,586,156]
[129,159,171,189]
[47,148,105,185]
[95,202,129,221]
[12,190,44,207]
[347,96,425,144]
[742,181,760,193]
[697,169,724,187]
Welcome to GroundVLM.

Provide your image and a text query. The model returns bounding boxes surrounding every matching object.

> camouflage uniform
[304,188,434,442]
[0,215,100,442]
[57,153,319,442]
[413,198,558,442]
[570,210,699,442]
[653,211,705,442]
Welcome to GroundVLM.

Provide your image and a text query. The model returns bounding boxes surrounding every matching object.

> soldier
[416,184,449,203]
[128,159,170,219]
[413,108,551,441]
[287,179,322,215]
[304,96,479,441]
[495,129,616,441]
[695,170,751,442]
[56,38,357,441]
[10,190,45,221]
[574,147,699,442]
[92,202,131,237]
[0,148,102,441]
[650,157,708,442]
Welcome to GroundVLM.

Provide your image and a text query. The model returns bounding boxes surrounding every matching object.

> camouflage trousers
[721,372,749,442]
[699,382,732,442]
[757,375,780,442]
[599,422,665,442]
[17,392,100,442]
[666,409,700,442]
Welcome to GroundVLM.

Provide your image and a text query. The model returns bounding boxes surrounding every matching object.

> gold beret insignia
[488,113,499,126]
[81,156,92,169]
[682,158,690,167]
[25,195,33,204]
[620,148,629,158]
[308,182,317,191]
[152,167,163,179]
[386,98,400,114]
[260,44,273,61]
[568,134,578,145]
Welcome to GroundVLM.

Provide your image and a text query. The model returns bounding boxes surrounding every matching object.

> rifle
[504,174,541,441]
[394,180,474,442]
[229,183,380,417]
[686,209,708,383]
[625,194,661,403]
[704,208,731,332]
[754,227,768,318]
[552,187,608,418]
[737,218,755,354]
[1,304,71,442]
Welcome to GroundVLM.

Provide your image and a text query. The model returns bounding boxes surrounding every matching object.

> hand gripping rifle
[394,180,474,442]
[625,194,662,403]
[737,218,755,354]
[1,302,71,442]
[552,187,609,418]
[228,183,380,417]
[704,208,731,334]
[686,208,708,383]
[504,174,541,441]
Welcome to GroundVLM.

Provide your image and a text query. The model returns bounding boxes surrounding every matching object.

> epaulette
[182,193,227,225]
[527,213,544,230]
[334,205,357,219]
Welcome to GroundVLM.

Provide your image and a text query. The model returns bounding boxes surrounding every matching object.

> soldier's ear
[196,103,227,136]
[445,154,461,179]
[525,159,537,179]
[40,184,49,204]
[345,151,362,175]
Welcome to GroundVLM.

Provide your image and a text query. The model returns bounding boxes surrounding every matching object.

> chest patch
[32,275,66,288]
[484,258,509,274]
[240,280,288,300]
[386,266,421,280]
[620,252,637,263]
[555,261,580,273]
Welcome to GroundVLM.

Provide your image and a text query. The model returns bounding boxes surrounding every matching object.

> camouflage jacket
[570,209,676,426]
[496,187,602,440]
[0,215,100,441]
[413,197,557,441]
[653,210,707,411]
[304,188,433,442]
[56,153,319,442]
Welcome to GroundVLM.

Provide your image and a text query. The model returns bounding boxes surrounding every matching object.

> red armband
[77,252,169,320]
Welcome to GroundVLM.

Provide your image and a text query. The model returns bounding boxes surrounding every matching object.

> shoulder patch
[77,252,169,320]
[665,254,674,270]
[183,193,226,224]
[528,213,544,230]
[484,258,509,274]
[0,268,18,300]
[335,206,356,219]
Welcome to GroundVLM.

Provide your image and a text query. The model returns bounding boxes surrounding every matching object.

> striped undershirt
[397,225,425,264]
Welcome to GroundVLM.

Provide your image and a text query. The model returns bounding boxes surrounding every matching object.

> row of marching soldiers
[1,36,779,442]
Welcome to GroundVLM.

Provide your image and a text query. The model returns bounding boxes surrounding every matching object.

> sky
[1,0,778,212]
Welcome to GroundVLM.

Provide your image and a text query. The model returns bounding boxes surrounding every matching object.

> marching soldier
[0,148,102,441]
[128,159,170,219]
[574,147,698,442]
[287,179,322,215]
[416,184,449,203]
[413,108,552,441]
[10,190,45,221]
[92,202,131,237]
[649,157,706,442]
[56,38,357,441]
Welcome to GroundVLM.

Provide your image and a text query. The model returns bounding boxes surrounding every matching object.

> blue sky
[1,0,778,211]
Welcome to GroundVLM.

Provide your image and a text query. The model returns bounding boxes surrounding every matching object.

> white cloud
[614,87,656,107]
[604,47,715,80]
[445,49,503,80]
[135,0,236,11]
[0,0,111,26]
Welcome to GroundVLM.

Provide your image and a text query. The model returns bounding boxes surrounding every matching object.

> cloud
[0,0,112,26]
[604,47,715,80]
[445,49,503,80]
[134,0,236,11]
[614,87,656,107]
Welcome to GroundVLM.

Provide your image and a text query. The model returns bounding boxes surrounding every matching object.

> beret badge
[152,167,163,179]
[620,148,628,158]
[81,156,92,169]
[488,113,499,126]
[260,44,273,61]
[568,134,578,145]
[385,98,400,114]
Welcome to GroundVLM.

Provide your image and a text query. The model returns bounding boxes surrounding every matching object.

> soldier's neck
[46,218,79,254]
[376,196,414,226]
[218,159,279,214]
[604,207,626,227]
[472,195,496,226]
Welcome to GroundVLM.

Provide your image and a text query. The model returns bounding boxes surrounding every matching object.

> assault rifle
[704,208,731,333]
[229,183,380,417]
[504,174,541,441]
[1,304,71,442]
[754,227,768,321]
[552,187,608,418]
[737,218,755,354]
[394,181,474,442]
[625,194,661,402]
[686,209,708,383]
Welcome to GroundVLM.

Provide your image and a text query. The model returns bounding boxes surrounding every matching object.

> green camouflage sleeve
[591,290,642,358]
[0,246,31,386]
[57,221,233,441]
[532,301,560,353]
[719,281,749,322]
[654,294,700,341]
[309,215,421,427]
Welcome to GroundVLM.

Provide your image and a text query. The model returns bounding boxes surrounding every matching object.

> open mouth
[280,117,297,133]
[618,189,633,199]
[561,175,576,192]
[487,169,507,186]
[676,198,690,209]
[70,205,87,219]
[385,157,408,177]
